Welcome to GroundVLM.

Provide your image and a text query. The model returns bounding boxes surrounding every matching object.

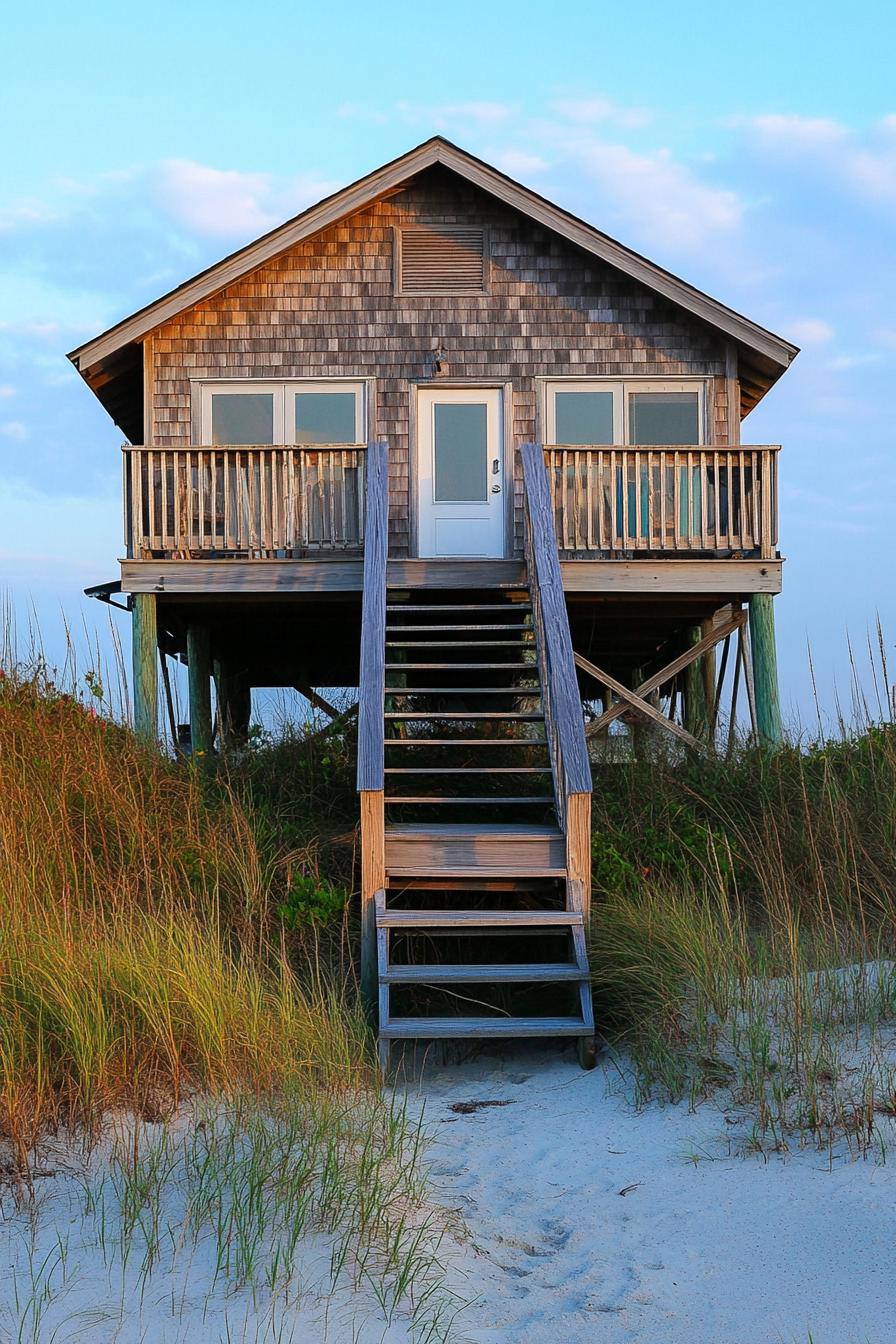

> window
[200,381,366,445]
[433,403,488,502]
[545,381,703,446]
[396,225,487,295]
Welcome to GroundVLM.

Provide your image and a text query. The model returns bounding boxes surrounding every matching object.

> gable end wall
[151,167,730,556]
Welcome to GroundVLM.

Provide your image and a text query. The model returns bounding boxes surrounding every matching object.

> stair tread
[386,624,531,632]
[382,963,585,983]
[386,824,563,836]
[385,766,552,774]
[387,640,531,648]
[377,908,583,927]
[380,1016,590,1038]
[386,662,536,670]
[385,796,554,804]
[385,712,543,719]
[386,604,532,612]
[385,739,548,746]
[386,865,566,877]
[386,687,543,694]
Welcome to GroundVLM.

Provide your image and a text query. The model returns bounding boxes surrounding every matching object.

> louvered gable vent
[398,224,487,294]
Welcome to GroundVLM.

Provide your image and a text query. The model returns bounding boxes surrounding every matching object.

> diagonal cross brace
[577,608,747,744]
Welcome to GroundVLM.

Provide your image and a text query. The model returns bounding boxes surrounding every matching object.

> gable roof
[69,136,798,434]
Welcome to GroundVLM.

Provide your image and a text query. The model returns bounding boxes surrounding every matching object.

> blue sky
[1,0,894,727]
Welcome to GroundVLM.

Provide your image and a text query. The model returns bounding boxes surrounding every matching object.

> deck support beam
[131,592,158,742]
[748,593,783,747]
[359,790,385,1025]
[187,624,213,759]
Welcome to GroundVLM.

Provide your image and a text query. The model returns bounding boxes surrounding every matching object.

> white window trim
[195,378,368,445]
[540,377,706,446]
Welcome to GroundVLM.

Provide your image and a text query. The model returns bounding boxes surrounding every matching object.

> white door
[416,387,505,558]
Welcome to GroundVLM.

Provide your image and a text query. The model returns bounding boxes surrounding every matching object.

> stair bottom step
[383,963,585,984]
[380,1016,590,1039]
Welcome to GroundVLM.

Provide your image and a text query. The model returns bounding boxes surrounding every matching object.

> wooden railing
[543,445,779,558]
[521,442,593,916]
[356,441,389,1019]
[123,444,367,558]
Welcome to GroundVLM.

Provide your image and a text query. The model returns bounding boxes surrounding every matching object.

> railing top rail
[521,441,592,798]
[356,440,389,794]
[121,442,369,452]
[542,443,781,452]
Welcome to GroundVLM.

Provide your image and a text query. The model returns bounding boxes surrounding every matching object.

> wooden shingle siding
[151,166,729,557]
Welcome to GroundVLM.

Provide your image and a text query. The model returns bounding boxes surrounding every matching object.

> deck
[119,442,781,596]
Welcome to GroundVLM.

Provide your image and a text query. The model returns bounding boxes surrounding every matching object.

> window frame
[541,378,706,447]
[196,378,368,445]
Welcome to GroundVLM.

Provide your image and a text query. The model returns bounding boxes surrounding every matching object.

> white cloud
[825,352,883,371]
[569,139,742,249]
[154,161,341,240]
[0,421,28,440]
[392,100,512,129]
[0,385,15,398]
[871,326,896,347]
[740,114,896,207]
[790,318,835,344]
[551,96,651,128]
[495,150,549,177]
[742,114,849,152]
[0,200,57,231]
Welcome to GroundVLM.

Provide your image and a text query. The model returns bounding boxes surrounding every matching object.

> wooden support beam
[215,659,251,753]
[159,647,178,747]
[749,593,783,747]
[295,682,341,721]
[187,623,213,759]
[582,608,747,738]
[360,790,384,1026]
[131,592,158,742]
[576,651,707,755]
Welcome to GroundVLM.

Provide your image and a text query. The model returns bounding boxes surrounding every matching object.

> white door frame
[413,385,507,558]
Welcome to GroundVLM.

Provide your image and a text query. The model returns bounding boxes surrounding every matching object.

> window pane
[629,391,699,446]
[554,390,614,444]
[434,403,487,502]
[294,392,357,444]
[211,392,274,445]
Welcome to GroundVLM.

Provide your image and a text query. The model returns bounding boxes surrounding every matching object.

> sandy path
[414,1046,895,1344]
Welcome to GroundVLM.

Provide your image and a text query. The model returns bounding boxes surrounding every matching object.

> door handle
[492,458,500,475]
[491,484,501,493]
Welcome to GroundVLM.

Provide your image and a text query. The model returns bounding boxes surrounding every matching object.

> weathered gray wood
[357,441,388,792]
[683,625,710,740]
[584,608,747,737]
[377,909,583,928]
[386,766,551,774]
[385,824,565,872]
[119,556,783,597]
[382,964,584,984]
[131,592,158,741]
[385,711,542,720]
[384,795,554,805]
[380,1016,590,1039]
[749,593,783,746]
[521,442,592,799]
[576,650,708,755]
[386,738,548,746]
[186,623,213,758]
[386,865,566,879]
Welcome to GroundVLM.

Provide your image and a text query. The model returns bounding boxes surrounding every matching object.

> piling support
[214,659,251,754]
[131,593,158,742]
[748,593,783,747]
[683,625,710,740]
[187,624,213,759]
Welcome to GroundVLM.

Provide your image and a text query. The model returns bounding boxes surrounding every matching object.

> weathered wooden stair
[358,442,595,1070]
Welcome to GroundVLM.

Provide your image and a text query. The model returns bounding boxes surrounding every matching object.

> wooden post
[214,659,251,753]
[749,593,783,747]
[359,790,384,1024]
[683,625,710,740]
[187,624,213,759]
[131,593,158,742]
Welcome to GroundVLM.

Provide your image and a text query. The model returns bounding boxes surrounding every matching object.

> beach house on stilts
[70,138,797,1068]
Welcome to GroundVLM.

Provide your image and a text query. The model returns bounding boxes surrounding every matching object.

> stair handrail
[357,440,389,792]
[521,443,592,887]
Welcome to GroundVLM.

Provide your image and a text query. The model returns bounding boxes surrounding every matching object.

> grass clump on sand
[0,654,455,1338]
[587,712,896,1156]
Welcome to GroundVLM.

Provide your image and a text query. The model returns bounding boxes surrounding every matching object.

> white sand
[415,1045,896,1344]
[2,1048,893,1343]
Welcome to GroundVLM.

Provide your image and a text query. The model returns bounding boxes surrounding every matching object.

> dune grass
[587,717,896,1154]
[0,649,456,1336]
